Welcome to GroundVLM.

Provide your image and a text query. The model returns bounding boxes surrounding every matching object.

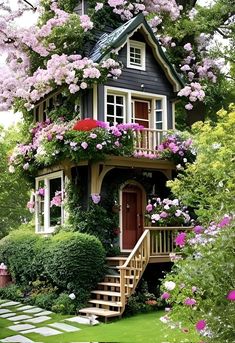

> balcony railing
[133,128,167,155]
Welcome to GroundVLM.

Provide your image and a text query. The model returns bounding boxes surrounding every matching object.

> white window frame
[104,86,168,131]
[106,93,126,125]
[127,40,146,71]
[35,171,64,234]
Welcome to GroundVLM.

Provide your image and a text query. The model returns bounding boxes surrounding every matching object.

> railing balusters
[133,128,167,155]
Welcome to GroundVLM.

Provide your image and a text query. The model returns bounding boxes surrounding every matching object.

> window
[106,94,125,125]
[127,40,146,71]
[155,100,163,130]
[35,171,64,233]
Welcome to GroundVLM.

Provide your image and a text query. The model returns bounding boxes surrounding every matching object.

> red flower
[73,118,99,131]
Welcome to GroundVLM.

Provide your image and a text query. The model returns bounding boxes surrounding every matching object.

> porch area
[133,128,167,155]
[79,226,191,321]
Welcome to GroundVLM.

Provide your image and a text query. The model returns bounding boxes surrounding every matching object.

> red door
[122,185,143,250]
[134,101,149,128]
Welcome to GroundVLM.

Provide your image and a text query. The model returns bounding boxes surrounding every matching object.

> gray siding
[81,89,93,118]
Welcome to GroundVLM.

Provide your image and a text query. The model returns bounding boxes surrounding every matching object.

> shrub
[33,292,58,310]
[44,231,105,293]
[0,284,24,301]
[52,293,76,314]
[0,230,41,284]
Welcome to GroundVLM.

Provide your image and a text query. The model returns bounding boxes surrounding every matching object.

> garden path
[0,299,97,343]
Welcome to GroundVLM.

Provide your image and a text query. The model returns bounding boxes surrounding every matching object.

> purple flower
[227,290,235,301]
[160,211,168,218]
[196,320,206,331]
[81,142,88,149]
[194,225,204,234]
[184,298,196,306]
[90,133,97,139]
[146,203,153,212]
[161,292,170,300]
[175,232,187,247]
[218,215,231,228]
[91,193,101,204]
[36,188,45,197]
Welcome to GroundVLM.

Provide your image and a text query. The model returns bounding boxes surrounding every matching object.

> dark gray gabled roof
[89,14,183,92]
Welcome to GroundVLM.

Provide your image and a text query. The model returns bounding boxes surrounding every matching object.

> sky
[0,0,217,127]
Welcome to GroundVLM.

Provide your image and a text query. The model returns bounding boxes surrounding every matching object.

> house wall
[96,31,175,127]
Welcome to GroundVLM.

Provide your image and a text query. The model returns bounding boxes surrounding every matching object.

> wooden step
[79,307,121,318]
[105,274,120,278]
[98,282,120,287]
[89,299,122,307]
[91,290,121,297]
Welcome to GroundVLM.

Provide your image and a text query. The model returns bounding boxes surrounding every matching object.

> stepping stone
[0,302,20,307]
[8,315,32,322]
[0,313,17,318]
[15,306,34,311]
[25,316,51,324]
[0,309,11,314]
[49,322,80,332]
[34,310,52,316]
[0,335,35,343]
[23,308,43,314]
[22,327,62,336]
[0,300,8,304]
[65,316,99,325]
[8,324,35,332]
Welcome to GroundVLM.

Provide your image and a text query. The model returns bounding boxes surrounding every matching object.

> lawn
[0,304,199,343]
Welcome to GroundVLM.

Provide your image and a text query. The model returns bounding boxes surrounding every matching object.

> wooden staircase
[79,226,191,321]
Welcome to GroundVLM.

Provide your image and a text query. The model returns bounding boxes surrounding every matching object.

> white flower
[164,281,176,291]
[9,165,15,173]
[68,293,76,300]
[160,315,170,324]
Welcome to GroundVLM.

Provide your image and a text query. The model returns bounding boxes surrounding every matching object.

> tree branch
[22,0,37,11]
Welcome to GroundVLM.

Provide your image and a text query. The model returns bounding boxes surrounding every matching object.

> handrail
[119,229,150,269]
[145,226,193,231]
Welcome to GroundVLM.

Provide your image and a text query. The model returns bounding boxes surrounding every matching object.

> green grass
[0,307,199,343]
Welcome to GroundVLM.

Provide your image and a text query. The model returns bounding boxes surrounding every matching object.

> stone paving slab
[23,308,43,314]
[7,315,32,322]
[66,316,99,325]
[15,306,35,311]
[22,327,62,336]
[25,316,51,324]
[0,302,20,307]
[0,313,17,318]
[8,324,36,332]
[34,311,52,317]
[0,309,11,314]
[0,335,36,343]
[49,322,80,332]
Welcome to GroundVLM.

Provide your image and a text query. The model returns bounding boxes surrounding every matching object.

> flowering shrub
[156,132,196,168]
[159,216,235,342]
[9,120,143,175]
[146,197,192,226]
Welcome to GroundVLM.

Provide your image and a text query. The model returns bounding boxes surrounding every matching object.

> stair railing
[119,229,150,310]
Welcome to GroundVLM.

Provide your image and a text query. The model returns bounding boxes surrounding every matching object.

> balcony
[133,128,167,155]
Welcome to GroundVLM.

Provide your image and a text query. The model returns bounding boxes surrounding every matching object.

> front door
[122,184,143,250]
[133,100,150,128]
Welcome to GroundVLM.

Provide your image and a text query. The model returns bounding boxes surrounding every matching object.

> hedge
[44,231,106,293]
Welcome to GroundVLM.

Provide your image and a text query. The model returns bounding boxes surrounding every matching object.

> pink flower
[160,211,168,218]
[195,320,206,331]
[161,292,170,300]
[96,144,103,150]
[81,142,88,149]
[227,290,235,301]
[194,225,203,234]
[36,188,45,197]
[146,203,153,212]
[175,232,187,247]
[91,193,101,204]
[184,298,196,306]
[192,286,197,293]
[218,215,231,228]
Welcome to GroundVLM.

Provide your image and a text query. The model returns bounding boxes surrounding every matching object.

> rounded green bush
[0,229,41,284]
[44,231,105,293]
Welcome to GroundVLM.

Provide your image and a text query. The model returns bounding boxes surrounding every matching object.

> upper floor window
[127,40,146,71]
[35,171,64,234]
[155,100,163,130]
[106,94,126,125]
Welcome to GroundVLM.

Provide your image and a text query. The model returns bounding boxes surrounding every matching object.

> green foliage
[44,231,105,293]
[0,229,41,285]
[162,221,235,342]
[52,293,76,314]
[125,280,158,316]
[168,105,235,224]
[0,284,24,302]
[0,126,32,238]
